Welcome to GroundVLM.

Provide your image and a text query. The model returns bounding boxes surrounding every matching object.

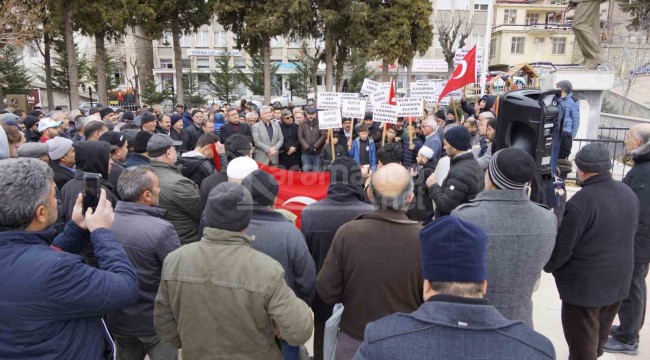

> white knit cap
[226,157,259,180]
[418,145,434,160]
[47,137,73,160]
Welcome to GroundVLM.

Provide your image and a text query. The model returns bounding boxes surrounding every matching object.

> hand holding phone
[82,173,102,215]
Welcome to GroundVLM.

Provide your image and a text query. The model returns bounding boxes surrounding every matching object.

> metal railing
[568,126,630,181]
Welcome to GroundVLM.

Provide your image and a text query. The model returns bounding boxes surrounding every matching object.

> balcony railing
[493,23,572,31]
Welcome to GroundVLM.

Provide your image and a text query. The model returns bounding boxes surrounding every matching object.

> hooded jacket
[460,95,496,117]
[625,143,650,263]
[60,141,118,222]
[562,93,580,138]
[407,159,437,222]
[177,151,216,187]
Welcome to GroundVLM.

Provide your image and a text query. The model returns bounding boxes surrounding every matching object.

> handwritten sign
[342,99,367,119]
[317,92,342,110]
[397,98,424,117]
[373,104,398,124]
[410,82,437,103]
[318,109,342,130]
[339,92,360,101]
[360,79,380,95]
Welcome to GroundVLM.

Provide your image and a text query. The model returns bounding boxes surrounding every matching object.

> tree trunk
[381,59,389,82]
[263,36,271,104]
[335,55,345,92]
[64,9,79,110]
[406,61,413,97]
[95,31,108,106]
[325,29,334,92]
[44,32,54,111]
[172,25,183,106]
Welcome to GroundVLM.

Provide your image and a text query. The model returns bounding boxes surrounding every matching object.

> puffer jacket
[154,227,314,360]
[428,152,485,218]
[562,93,580,137]
[149,159,203,244]
[177,151,216,187]
[0,222,139,359]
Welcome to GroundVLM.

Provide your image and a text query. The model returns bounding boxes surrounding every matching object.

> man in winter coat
[107,166,180,359]
[177,132,219,187]
[148,134,202,244]
[60,141,118,222]
[422,116,442,163]
[99,131,128,191]
[46,137,76,190]
[252,106,284,166]
[298,106,327,171]
[0,158,138,359]
[279,109,301,170]
[124,131,152,168]
[354,217,555,360]
[317,164,423,359]
[301,157,374,360]
[407,146,437,223]
[545,143,640,360]
[180,110,205,152]
[220,106,253,144]
[155,182,313,360]
[242,170,316,359]
[605,124,650,355]
[426,126,485,218]
[452,148,557,327]
[556,80,580,159]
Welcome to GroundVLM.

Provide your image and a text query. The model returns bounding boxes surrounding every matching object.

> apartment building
[489,0,576,69]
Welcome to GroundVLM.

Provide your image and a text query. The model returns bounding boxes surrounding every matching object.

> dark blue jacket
[354,295,555,360]
[402,138,423,168]
[124,153,151,168]
[0,222,139,359]
[562,93,580,137]
[348,138,377,171]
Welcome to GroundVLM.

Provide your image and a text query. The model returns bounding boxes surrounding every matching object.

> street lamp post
[80,84,94,109]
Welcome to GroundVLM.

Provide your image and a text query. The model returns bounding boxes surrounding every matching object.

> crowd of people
[0,80,648,360]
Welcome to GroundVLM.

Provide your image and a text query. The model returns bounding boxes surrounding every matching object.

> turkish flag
[388,77,397,105]
[438,45,477,102]
[258,164,330,228]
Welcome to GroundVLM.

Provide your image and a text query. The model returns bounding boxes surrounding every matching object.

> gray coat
[452,190,557,327]
[252,120,284,165]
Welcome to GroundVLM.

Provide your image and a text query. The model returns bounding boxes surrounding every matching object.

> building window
[214,31,228,47]
[113,69,126,86]
[474,4,488,10]
[181,59,191,69]
[534,37,545,44]
[270,37,283,48]
[526,12,540,25]
[160,58,173,69]
[511,37,525,54]
[472,34,485,48]
[197,58,210,69]
[180,34,191,47]
[197,31,209,47]
[288,37,302,48]
[490,39,496,58]
[504,9,517,24]
[234,58,247,69]
[455,0,470,10]
[552,37,566,54]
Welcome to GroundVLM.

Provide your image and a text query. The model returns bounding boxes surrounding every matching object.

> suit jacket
[220,121,253,143]
[354,295,555,360]
[252,121,284,165]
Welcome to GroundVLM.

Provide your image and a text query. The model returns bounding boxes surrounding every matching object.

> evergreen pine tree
[209,55,239,101]
[0,46,32,94]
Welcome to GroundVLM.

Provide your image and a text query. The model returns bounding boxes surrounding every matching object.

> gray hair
[430,281,484,297]
[0,158,53,230]
[369,175,414,212]
[117,166,156,202]
[245,112,257,120]
[424,118,438,130]
[630,124,650,159]
[48,110,67,121]
[260,105,272,114]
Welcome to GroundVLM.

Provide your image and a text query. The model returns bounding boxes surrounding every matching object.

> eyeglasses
[284,116,292,120]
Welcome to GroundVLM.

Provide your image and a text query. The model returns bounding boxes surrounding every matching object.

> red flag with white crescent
[438,45,477,102]
[258,164,330,228]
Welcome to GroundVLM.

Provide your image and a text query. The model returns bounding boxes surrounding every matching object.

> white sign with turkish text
[342,99,367,119]
[318,109,342,130]
[373,104,398,124]
[409,82,437,103]
[317,92,342,110]
[360,79,380,95]
[397,98,424,117]
[339,92,360,101]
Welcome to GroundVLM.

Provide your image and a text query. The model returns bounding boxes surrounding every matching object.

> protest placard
[317,92,342,110]
[397,98,424,117]
[360,79,380,95]
[410,82,437,103]
[342,99,367,119]
[339,92,359,101]
[318,109,342,130]
[373,103,398,124]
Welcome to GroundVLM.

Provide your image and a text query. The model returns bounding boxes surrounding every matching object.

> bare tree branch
[0,0,43,48]
[436,10,476,76]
